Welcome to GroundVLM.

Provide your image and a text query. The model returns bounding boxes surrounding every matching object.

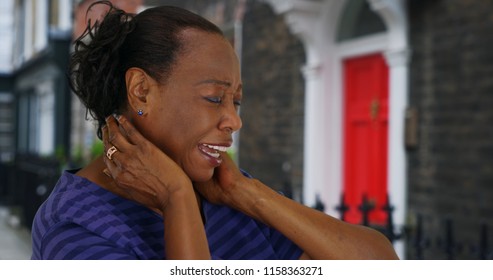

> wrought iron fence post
[382,194,397,243]
[313,194,325,212]
[335,193,349,221]
[358,193,374,226]
[440,218,462,260]
[413,214,427,259]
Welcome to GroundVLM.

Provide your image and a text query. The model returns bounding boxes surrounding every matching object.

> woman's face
[138,29,242,182]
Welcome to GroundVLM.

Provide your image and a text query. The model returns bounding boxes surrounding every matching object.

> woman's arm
[102,115,210,259]
[236,180,397,260]
[194,153,399,260]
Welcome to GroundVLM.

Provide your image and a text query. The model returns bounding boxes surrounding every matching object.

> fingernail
[112,113,121,122]
[102,168,111,177]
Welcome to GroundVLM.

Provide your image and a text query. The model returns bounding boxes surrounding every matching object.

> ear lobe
[125,67,150,111]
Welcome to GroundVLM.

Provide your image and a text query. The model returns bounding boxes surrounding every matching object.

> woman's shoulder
[33,171,160,237]
[32,170,163,260]
[48,170,114,206]
[35,170,139,225]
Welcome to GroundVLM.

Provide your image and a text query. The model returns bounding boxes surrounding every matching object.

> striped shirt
[31,170,302,260]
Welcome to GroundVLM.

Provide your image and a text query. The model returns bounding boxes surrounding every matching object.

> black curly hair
[69,1,223,139]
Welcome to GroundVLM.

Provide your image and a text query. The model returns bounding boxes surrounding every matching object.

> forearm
[234,179,398,260]
[163,189,210,260]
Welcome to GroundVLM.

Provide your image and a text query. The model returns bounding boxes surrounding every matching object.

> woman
[31,2,398,260]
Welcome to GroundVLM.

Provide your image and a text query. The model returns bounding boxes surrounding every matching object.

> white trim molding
[262,0,324,65]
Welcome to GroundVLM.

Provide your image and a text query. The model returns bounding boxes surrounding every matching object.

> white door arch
[265,0,409,258]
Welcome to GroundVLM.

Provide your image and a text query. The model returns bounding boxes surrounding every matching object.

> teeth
[206,151,220,158]
[199,144,229,160]
[205,144,228,152]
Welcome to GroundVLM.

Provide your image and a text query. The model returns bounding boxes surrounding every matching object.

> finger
[102,124,113,158]
[102,168,111,178]
[102,123,110,149]
[219,151,238,171]
[102,146,120,177]
[113,114,147,146]
[102,124,121,167]
[105,115,133,153]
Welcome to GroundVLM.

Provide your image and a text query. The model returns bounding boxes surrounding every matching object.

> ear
[125,67,151,115]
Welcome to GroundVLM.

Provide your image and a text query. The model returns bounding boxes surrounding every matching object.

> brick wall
[407,0,493,259]
[239,1,305,200]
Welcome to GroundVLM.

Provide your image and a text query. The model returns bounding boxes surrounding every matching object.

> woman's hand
[102,114,192,214]
[193,153,263,217]
[102,114,210,259]
[192,152,240,204]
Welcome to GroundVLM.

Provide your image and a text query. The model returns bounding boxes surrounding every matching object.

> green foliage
[70,139,104,166]
[55,145,67,163]
[227,147,238,164]
[90,140,104,160]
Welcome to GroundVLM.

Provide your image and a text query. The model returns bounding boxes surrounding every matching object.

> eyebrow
[194,79,232,88]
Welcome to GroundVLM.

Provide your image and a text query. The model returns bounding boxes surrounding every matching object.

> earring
[137,109,143,116]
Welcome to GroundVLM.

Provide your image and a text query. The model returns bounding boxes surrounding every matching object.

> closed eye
[205,96,241,108]
[206,97,222,104]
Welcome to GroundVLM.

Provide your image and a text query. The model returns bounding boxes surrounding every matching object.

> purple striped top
[31,170,303,260]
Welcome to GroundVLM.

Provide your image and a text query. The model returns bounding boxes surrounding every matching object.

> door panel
[343,53,389,225]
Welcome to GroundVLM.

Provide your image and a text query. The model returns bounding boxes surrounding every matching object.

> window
[336,0,387,42]
[17,81,55,156]
[0,92,14,162]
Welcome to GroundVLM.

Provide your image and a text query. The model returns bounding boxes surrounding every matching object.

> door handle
[370,98,380,121]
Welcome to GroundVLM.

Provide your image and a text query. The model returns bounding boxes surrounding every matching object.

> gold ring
[106,146,118,160]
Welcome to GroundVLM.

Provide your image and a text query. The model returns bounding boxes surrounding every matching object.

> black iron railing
[325,193,492,259]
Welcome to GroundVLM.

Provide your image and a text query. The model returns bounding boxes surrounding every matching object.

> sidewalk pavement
[0,206,32,260]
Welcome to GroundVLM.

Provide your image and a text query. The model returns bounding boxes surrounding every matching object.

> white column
[58,0,73,32]
[24,0,34,60]
[37,80,55,156]
[384,48,410,259]
[300,63,325,207]
[34,0,48,52]
[0,0,14,73]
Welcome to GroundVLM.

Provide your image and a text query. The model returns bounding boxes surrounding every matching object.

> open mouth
[198,143,229,161]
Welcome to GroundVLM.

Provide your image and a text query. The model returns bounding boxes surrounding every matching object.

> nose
[220,104,242,133]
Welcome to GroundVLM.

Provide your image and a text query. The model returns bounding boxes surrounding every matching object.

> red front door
[343,53,389,225]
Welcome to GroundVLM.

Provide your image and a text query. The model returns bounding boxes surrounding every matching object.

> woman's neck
[75,155,203,220]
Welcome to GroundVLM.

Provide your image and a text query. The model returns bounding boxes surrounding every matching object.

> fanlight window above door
[336,0,387,42]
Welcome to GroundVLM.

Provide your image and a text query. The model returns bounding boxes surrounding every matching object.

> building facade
[0,0,73,228]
